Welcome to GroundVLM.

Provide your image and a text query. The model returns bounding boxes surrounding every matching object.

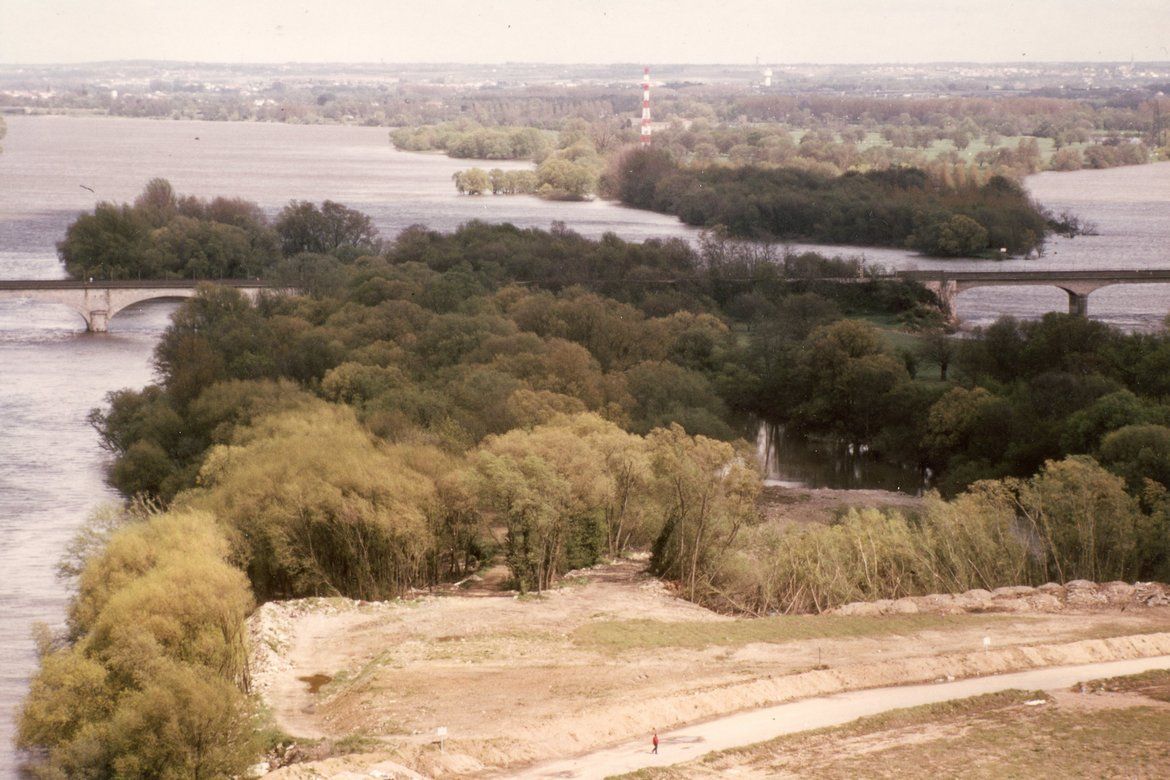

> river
[0,114,1167,774]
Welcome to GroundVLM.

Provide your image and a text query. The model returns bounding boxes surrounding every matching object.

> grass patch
[330,732,381,756]
[1080,668,1170,701]
[1065,621,1170,642]
[573,613,1022,653]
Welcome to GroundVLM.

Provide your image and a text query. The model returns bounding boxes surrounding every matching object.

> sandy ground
[250,559,1170,778]
[513,654,1170,779]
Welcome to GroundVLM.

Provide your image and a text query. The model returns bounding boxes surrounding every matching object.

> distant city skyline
[2,0,1168,66]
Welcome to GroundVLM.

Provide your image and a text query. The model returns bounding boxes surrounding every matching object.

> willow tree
[188,404,436,600]
[473,413,658,592]
[19,509,256,779]
[647,424,761,601]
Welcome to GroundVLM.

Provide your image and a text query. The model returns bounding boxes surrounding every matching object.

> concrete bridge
[0,280,283,332]
[895,269,1170,322]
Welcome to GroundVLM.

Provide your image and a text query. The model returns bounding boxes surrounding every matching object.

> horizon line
[2,59,1168,69]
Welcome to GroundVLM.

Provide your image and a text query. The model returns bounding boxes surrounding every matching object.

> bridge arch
[0,282,272,332]
[948,280,1104,320]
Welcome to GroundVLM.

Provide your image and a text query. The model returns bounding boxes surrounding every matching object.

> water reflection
[755,423,927,495]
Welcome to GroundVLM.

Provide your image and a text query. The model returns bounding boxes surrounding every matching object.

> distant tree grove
[613,148,1055,256]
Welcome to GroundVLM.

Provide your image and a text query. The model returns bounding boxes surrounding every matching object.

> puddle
[297,673,333,694]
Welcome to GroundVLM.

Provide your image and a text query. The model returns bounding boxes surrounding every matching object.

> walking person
[652,729,659,754]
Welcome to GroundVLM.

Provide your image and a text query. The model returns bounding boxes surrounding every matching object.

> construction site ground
[251,557,1170,778]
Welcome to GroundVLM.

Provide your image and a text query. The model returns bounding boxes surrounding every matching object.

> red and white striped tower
[640,67,652,147]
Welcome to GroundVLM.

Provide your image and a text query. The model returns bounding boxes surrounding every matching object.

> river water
[0,115,1167,773]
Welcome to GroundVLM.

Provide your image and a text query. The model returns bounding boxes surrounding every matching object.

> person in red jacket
[652,729,659,754]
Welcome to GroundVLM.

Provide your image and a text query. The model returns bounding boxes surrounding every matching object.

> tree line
[613,148,1054,256]
[58,178,380,280]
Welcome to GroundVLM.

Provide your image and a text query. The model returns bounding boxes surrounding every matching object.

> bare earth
[252,559,1170,778]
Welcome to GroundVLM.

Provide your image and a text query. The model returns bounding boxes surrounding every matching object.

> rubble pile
[831,580,1170,616]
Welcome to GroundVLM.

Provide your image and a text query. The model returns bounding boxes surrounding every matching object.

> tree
[647,424,760,601]
[793,320,911,445]
[19,509,256,780]
[923,386,1006,470]
[475,421,604,592]
[910,213,989,257]
[918,332,957,380]
[489,168,507,194]
[58,202,153,279]
[192,405,436,600]
[1013,456,1143,582]
[536,157,597,200]
[1060,390,1163,453]
[58,181,280,280]
[133,177,178,228]
[99,666,257,780]
[461,168,490,195]
[274,199,379,256]
[1098,425,1170,492]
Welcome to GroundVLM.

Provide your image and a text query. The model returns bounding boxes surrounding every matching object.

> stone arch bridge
[895,269,1170,323]
[0,280,284,332]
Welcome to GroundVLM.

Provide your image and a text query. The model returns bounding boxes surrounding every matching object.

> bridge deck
[0,279,271,291]
[896,269,1170,283]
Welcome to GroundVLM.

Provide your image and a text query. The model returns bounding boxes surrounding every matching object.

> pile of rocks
[830,579,1170,617]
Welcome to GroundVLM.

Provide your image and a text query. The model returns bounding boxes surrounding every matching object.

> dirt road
[511,655,1170,779]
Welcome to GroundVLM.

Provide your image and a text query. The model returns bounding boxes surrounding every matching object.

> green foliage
[647,425,760,601]
[535,153,599,200]
[58,179,280,280]
[1098,425,1170,492]
[908,212,989,257]
[475,414,648,591]
[273,199,380,257]
[452,167,491,195]
[707,456,1165,614]
[188,404,437,600]
[391,123,553,161]
[1013,456,1147,582]
[615,148,1050,255]
[18,510,256,778]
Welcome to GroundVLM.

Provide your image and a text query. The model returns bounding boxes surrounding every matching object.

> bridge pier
[86,310,109,333]
[895,270,1151,326]
[923,279,960,326]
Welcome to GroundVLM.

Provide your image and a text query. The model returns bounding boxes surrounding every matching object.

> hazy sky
[2,0,1169,65]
